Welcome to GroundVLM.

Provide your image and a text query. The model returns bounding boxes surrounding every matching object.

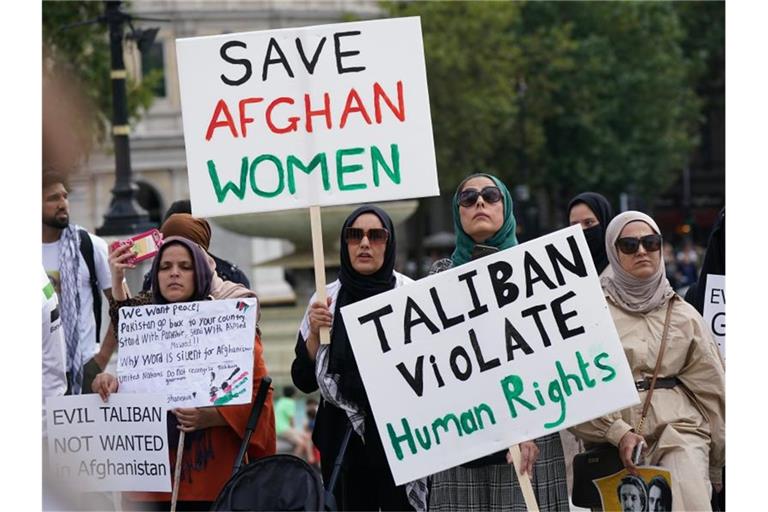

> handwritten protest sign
[703,274,725,360]
[341,226,640,485]
[175,16,439,217]
[45,394,170,492]
[117,298,257,408]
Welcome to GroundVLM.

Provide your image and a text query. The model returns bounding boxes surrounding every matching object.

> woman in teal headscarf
[428,173,569,512]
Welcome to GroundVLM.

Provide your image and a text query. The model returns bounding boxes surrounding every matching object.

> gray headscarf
[601,211,674,313]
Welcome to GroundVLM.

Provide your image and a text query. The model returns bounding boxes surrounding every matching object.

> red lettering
[373,81,406,123]
[340,88,373,129]
[205,100,238,141]
[304,93,332,133]
[238,97,264,138]
[266,97,300,134]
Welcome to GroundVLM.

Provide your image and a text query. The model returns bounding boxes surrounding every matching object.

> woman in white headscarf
[570,211,724,511]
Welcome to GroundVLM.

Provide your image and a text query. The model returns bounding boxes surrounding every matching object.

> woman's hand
[506,441,539,476]
[308,297,333,336]
[619,430,646,475]
[109,242,136,300]
[172,407,227,433]
[92,372,119,402]
[306,297,333,361]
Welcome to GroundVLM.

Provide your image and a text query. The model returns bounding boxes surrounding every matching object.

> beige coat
[570,294,725,511]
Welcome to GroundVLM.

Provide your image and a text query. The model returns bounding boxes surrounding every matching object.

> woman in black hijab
[568,192,615,275]
[291,205,425,511]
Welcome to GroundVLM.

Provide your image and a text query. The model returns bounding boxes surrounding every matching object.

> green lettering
[387,418,416,461]
[556,360,584,396]
[431,413,462,445]
[414,426,432,450]
[460,410,478,434]
[336,147,366,191]
[371,143,401,186]
[594,352,616,382]
[545,378,567,428]
[207,158,248,203]
[473,403,497,429]
[576,350,597,388]
[287,153,330,194]
[500,374,536,418]
[249,154,285,198]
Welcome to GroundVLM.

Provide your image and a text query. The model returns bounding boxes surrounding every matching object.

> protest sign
[594,466,673,512]
[117,298,257,408]
[703,274,725,360]
[341,225,640,485]
[175,16,439,217]
[45,393,170,492]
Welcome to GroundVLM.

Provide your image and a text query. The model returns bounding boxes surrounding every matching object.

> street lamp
[57,0,166,235]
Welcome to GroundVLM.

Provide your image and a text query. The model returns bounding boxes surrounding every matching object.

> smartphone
[470,244,499,261]
[110,229,163,265]
[632,441,646,465]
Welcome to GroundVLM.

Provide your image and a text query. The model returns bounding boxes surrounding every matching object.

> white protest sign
[117,298,257,408]
[341,225,640,485]
[45,393,170,492]
[703,274,725,359]
[176,16,439,217]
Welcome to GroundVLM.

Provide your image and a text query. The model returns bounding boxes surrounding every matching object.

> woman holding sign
[428,174,570,512]
[94,236,276,511]
[291,205,425,511]
[570,211,725,511]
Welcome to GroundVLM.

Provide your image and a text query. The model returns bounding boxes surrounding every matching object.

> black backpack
[78,229,102,344]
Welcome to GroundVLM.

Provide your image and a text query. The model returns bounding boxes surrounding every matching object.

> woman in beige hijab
[570,211,724,511]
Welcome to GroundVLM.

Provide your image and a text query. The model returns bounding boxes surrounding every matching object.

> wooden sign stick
[507,444,540,512]
[170,431,185,512]
[310,206,331,344]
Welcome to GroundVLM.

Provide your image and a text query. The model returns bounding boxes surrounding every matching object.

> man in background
[42,172,116,394]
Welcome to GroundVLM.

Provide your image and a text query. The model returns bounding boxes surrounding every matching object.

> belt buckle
[635,379,648,391]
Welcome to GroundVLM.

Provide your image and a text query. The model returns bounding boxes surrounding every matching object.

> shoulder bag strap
[78,229,102,344]
[637,295,677,434]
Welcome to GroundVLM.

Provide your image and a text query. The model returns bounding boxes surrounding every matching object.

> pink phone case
[109,229,163,264]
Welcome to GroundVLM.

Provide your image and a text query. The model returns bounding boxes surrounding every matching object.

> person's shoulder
[429,258,454,275]
[307,279,341,305]
[82,230,109,254]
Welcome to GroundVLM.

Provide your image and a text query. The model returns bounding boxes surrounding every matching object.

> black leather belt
[635,377,680,392]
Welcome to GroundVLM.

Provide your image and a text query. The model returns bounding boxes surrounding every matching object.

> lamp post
[96,0,155,236]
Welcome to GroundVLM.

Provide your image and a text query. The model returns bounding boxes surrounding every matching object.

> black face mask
[583,224,609,274]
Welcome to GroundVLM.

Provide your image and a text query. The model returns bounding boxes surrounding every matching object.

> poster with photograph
[593,466,673,512]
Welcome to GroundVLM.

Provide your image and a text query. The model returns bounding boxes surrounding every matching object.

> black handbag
[571,296,677,509]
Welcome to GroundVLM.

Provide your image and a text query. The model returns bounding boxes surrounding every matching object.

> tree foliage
[42,0,160,163]
[383,1,720,213]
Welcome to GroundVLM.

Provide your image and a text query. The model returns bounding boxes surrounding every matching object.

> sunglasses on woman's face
[457,186,503,208]
[615,234,663,255]
[344,227,389,245]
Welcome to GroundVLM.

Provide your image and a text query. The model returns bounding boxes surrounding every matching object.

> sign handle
[310,205,330,345]
[507,444,540,512]
[170,431,185,512]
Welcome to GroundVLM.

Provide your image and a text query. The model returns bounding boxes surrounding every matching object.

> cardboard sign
[45,394,171,492]
[594,466,673,512]
[703,274,725,360]
[117,298,257,407]
[175,17,439,217]
[341,226,640,485]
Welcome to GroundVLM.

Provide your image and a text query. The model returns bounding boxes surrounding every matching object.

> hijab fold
[601,211,674,313]
[568,192,614,274]
[450,173,518,266]
[329,205,397,406]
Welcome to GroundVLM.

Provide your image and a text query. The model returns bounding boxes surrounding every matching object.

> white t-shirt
[42,231,111,365]
[42,267,67,436]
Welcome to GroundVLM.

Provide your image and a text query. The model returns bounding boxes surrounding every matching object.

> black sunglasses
[458,186,503,208]
[615,234,663,255]
[344,227,390,245]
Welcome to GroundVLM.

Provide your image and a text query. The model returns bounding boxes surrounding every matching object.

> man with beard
[42,172,116,395]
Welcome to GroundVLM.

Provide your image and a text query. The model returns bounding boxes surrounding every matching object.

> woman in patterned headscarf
[428,173,569,512]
